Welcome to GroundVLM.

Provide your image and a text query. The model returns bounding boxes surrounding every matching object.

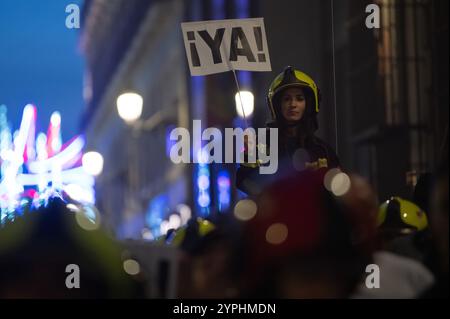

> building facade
[80,0,448,238]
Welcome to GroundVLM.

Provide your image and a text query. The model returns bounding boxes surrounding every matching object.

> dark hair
[240,170,373,298]
[0,196,145,298]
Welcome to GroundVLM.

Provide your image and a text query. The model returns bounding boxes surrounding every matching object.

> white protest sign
[181,18,271,76]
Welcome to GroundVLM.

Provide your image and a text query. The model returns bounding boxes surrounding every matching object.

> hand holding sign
[181,18,271,76]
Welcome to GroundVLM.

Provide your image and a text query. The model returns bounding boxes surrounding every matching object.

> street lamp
[82,151,104,176]
[116,91,145,228]
[115,90,176,235]
[116,91,174,132]
[235,90,254,118]
[116,92,143,123]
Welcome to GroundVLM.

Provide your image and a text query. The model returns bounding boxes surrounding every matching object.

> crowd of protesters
[0,157,447,299]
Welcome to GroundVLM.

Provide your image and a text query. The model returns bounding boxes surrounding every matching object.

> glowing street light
[82,151,104,176]
[235,90,254,118]
[116,92,143,123]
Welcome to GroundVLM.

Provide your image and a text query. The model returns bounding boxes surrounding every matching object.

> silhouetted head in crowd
[0,196,145,298]
[419,159,449,298]
[429,161,449,277]
[172,215,242,298]
[240,169,378,298]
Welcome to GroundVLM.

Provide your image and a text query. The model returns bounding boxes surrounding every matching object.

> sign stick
[222,37,249,129]
[231,68,249,129]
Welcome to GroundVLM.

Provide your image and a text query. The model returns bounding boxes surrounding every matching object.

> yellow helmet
[267,66,320,121]
[377,197,428,234]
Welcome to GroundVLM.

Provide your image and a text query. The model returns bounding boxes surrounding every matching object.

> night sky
[0,0,84,141]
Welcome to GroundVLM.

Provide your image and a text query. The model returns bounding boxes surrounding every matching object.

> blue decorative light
[217,170,231,212]
[145,193,169,238]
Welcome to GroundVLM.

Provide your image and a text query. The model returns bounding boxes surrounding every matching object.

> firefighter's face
[280,87,306,123]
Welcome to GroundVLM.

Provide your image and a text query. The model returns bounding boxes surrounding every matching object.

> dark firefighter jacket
[236,131,340,196]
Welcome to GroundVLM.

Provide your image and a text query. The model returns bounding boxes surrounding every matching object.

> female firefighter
[236,66,340,196]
